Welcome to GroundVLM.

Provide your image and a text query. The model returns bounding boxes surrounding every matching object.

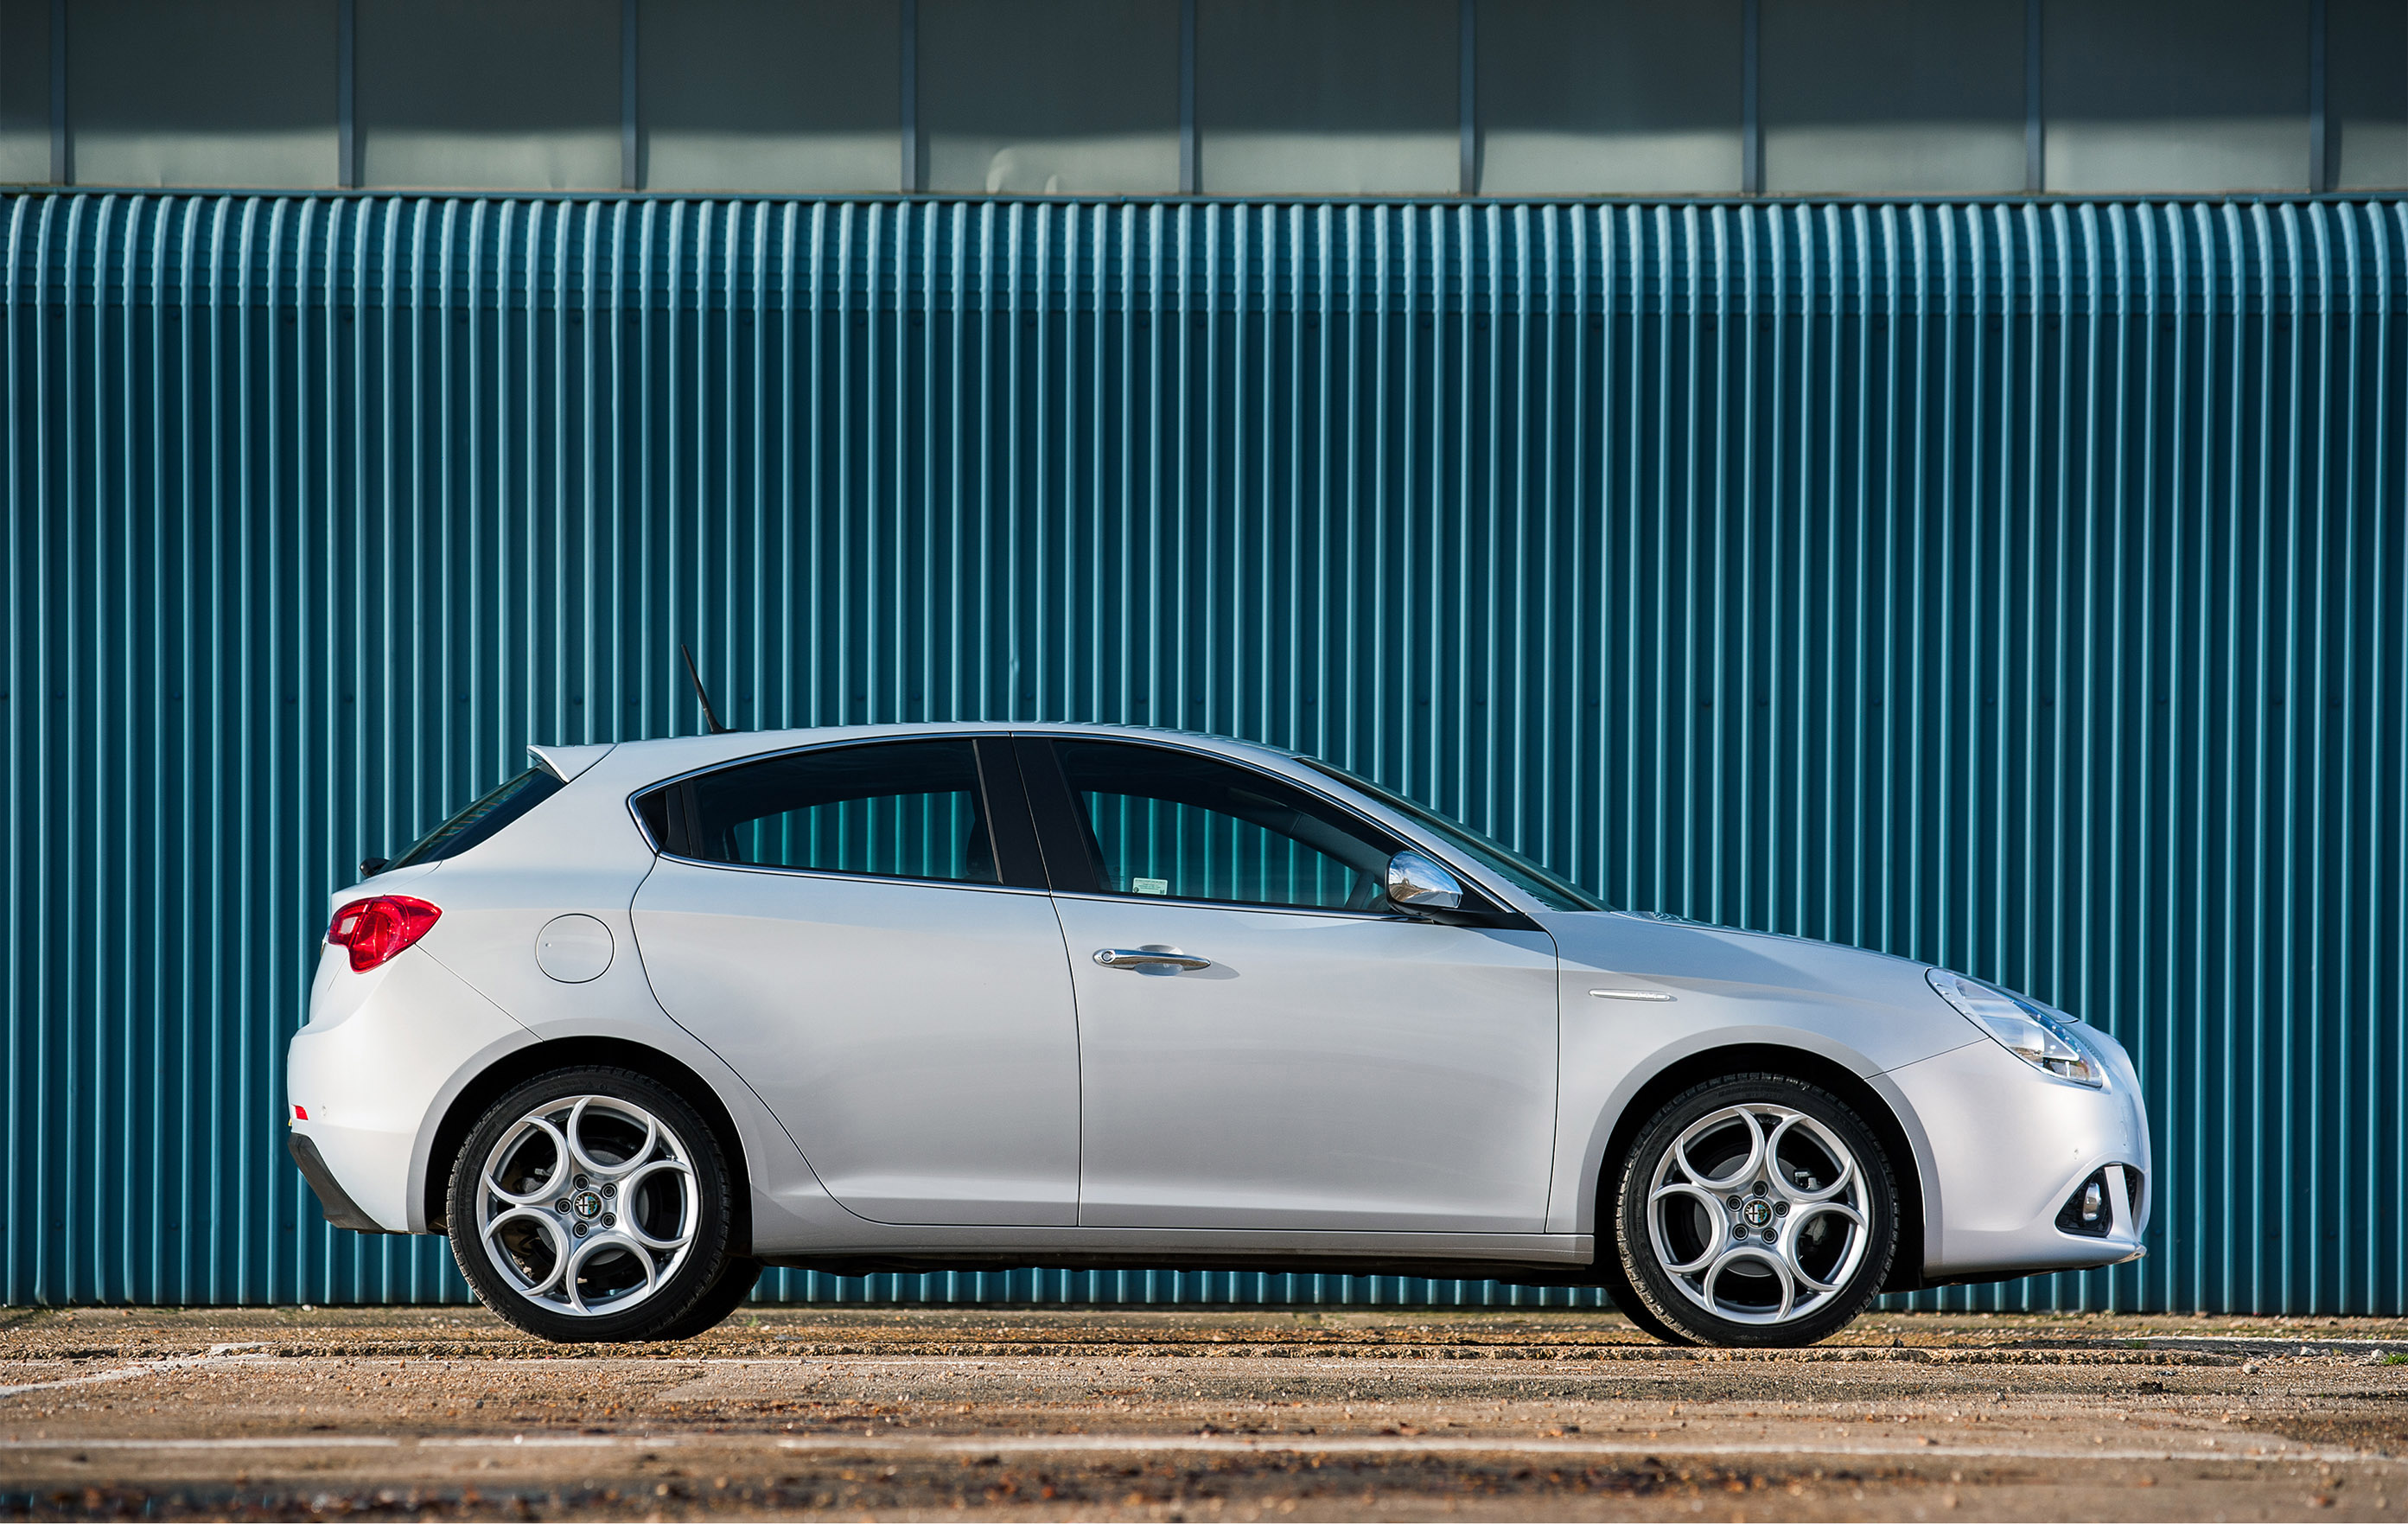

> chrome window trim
[1045,889,1410,923]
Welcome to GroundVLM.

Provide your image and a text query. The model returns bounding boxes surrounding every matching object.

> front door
[1022,737,1561,1233]
[630,736,1082,1226]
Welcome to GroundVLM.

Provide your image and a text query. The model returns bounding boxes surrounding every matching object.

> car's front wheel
[1612,1073,1896,1347]
[447,1066,753,1342]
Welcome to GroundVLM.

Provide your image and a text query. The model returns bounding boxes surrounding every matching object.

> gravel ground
[1,1305,2404,1520]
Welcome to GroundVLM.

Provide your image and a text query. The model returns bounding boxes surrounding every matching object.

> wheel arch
[1590,1043,1928,1296]
[422,1036,753,1251]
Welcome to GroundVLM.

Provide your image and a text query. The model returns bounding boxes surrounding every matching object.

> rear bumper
[287,1133,393,1234]
[286,942,535,1234]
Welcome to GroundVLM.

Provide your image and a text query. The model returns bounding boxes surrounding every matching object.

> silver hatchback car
[288,723,2149,1345]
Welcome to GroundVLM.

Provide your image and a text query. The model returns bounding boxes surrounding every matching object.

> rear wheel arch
[1596,1043,1927,1297]
[424,1036,751,1250]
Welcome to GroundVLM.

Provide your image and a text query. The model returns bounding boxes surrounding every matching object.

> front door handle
[1092,947,1212,972]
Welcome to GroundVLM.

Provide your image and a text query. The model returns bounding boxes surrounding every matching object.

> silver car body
[287,723,2150,1287]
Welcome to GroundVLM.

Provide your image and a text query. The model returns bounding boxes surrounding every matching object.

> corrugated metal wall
[5,192,2404,1314]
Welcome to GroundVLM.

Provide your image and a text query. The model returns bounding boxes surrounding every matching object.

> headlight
[1926,968,2100,1087]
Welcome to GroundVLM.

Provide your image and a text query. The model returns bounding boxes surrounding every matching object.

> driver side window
[1049,741,1396,912]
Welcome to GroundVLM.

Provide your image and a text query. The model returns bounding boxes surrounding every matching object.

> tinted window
[1052,741,1395,911]
[685,740,997,884]
[390,768,564,869]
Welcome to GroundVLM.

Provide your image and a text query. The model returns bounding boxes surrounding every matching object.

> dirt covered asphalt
[0,1305,2403,1521]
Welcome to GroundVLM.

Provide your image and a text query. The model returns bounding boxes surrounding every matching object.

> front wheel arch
[423,1036,750,1252]
[1595,1044,1926,1297]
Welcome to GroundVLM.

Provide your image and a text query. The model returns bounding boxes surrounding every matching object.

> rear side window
[676,739,997,885]
[389,768,564,870]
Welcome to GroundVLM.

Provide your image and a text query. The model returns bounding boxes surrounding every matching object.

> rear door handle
[1092,947,1212,972]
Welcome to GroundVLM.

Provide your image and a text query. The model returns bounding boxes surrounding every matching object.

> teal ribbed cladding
[4,194,2404,1313]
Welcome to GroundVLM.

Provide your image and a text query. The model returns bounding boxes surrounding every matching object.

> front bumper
[1887,1026,2152,1279]
[286,943,534,1234]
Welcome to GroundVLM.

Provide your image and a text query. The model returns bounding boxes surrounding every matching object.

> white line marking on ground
[0,1348,270,1400]
[0,1438,399,1451]
[2134,1336,2408,1352]
[772,1433,2408,1468]
[707,1357,1660,1374]
[417,1436,646,1448]
[0,1431,2392,1468]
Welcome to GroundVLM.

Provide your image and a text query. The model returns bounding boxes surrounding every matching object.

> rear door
[629,736,1082,1226]
[1022,737,1561,1233]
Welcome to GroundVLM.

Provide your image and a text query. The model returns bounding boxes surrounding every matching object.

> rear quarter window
[389,768,564,869]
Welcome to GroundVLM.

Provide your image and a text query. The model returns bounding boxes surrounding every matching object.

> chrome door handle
[1093,947,1213,972]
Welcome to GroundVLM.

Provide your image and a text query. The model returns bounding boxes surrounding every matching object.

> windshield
[1300,761,1608,912]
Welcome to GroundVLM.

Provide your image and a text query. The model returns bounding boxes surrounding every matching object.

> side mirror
[1385,850,1463,912]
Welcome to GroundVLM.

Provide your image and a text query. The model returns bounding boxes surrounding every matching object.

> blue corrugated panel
[4,194,2404,1314]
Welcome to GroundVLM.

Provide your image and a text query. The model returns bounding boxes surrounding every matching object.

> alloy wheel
[474,1094,698,1318]
[1642,1102,1870,1327]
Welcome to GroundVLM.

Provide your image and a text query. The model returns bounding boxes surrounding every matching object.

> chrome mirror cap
[1386,851,1463,911]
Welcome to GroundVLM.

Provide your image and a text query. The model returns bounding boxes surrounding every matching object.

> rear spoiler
[527,742,616,782]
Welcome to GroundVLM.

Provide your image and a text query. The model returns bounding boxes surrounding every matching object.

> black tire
[644,1255,765,1342]
[448,1065,747,1343]
[1611,1072,1895,1348]
[1586,1238,1692,1346]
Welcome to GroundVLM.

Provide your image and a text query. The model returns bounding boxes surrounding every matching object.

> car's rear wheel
[447,1066,751,1342]
[1612,1073,1895,1347]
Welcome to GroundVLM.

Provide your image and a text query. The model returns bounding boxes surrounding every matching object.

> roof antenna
[680,643,732,735]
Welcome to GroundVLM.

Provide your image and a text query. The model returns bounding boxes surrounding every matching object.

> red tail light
[326,896,442,972]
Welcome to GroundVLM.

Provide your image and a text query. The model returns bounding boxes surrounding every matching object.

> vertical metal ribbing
[2302,202,2329,1310]
[2175,201,2211,1315]
[2386,203,2405,1318]
[3,193,2405,1310]
[2377,201,2403,1320]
